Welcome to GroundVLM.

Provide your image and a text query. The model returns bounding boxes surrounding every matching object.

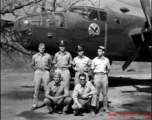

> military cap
[75,45,84,51]
[96,46,105,51]
[58,40,67,46]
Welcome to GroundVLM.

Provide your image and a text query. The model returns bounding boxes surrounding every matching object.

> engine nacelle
[141,20,152,51]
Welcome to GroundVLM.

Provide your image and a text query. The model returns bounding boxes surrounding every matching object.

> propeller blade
[104,23,108,51]
[122,46,141,71]
[123,0,151,71]
[140,0,151,28]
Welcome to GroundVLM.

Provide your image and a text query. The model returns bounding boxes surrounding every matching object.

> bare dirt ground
[1,71,152,120]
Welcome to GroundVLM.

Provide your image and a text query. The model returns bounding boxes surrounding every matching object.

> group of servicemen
[31,40,110,117]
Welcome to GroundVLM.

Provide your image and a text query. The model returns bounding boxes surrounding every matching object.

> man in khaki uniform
[44,72,72,115]
[31,43,52,109]
[72,73,97,117]
[91,46,110,113]
[72,45,91,85]
[53,40,72,89]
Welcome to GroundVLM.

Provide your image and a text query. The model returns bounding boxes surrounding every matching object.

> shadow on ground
[108,76,152,87]
[1,90,45,101]
[17,111,55,120]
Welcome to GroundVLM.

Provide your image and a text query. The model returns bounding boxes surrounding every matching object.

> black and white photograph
[1,0,152,120]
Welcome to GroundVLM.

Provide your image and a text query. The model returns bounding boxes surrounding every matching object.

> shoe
[47,106,54,114]
[33,104,38,108]
[103,108,109,113]
[31,104,38,111]
[57,110,62,114]
[74,109,79,116]
[48,111,54,114]
[91,110,96,117]
[62,110,67,115]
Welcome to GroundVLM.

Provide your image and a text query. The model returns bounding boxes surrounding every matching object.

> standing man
[72,73,97,117]
[44,72,72,115]
[72,45,91,85]
[31,43,52,110]
[91,46,110,113]
[53,40,72,89]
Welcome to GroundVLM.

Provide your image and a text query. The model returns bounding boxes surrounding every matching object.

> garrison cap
[96,46,105,51]
[75,45,84,51]
[58,40,67,46]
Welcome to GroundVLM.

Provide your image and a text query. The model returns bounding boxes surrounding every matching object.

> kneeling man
[44,72,72,114]
[72,73,97,117]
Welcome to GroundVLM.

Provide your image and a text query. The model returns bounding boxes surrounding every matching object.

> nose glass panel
[14,13,55,32]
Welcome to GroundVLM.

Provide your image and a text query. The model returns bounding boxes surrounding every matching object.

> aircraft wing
[117,0,142,8]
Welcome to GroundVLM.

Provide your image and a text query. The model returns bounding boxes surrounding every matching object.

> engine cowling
[141,20,152,51]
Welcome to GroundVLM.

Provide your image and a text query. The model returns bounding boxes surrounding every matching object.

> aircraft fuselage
[14,6,151,62]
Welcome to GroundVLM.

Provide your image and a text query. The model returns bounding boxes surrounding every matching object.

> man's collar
[78,55,85,59]
[97,56,105,60]
[54,81,61,86]
[38,53,45,56]
[80,82,87,88]
[59,51,67,55]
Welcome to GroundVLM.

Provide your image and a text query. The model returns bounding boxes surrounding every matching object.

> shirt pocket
[35,57,41,62]
[83,60,88,64]
[43,57,49,62]
[63,56,69,61]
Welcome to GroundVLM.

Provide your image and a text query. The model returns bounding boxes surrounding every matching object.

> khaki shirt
[73,81,97,101]
[73,55,91,72]
[91,56,110,73]
[31,53,52,70]
[53,51,72,68]
[47,81,69,97]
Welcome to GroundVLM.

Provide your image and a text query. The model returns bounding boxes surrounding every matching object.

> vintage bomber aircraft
[13,0,152,71]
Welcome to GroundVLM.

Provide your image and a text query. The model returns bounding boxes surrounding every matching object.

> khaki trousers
[33,69,50,106]
[94,74,108,110]
[44,97,72,112]
[72,94,97,110]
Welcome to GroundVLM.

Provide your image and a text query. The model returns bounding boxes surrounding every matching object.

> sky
[1,0,145,21]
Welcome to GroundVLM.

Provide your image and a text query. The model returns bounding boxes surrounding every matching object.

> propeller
[140,0,151,28]
[122,0,152,71]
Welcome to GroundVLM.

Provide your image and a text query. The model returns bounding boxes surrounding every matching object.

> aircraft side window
[40,18,46,27]
[46,18,55,28]
[99,11,106,21]
[71,8,87,18]
[88,10,99,20]
[54,13,66,28]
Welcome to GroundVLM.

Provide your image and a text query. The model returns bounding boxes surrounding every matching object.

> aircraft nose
[13,18,33,49]
[14,19,32,32]
[14,28,32,49]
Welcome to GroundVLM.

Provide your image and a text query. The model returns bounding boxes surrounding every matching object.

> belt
[76,70,88,73]
[37,68,50,71]
[95,72,106,75]
[57,67,68,70]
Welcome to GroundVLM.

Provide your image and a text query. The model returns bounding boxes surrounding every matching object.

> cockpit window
[54,13,66,28]
[30,15,41,26]
[71,8,87,18]
[88,9,99,20]
[99,11,106,21]
[39,14,55,28]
